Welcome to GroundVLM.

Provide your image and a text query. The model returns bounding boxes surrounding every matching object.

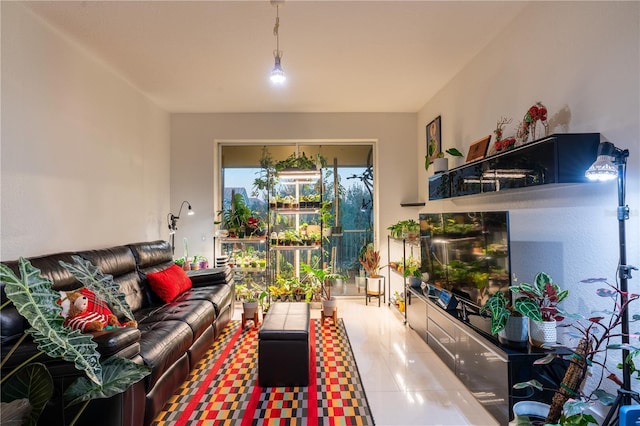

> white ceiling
[24,1,528,113]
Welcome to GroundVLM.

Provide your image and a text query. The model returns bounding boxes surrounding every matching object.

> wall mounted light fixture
[167,201,194,254]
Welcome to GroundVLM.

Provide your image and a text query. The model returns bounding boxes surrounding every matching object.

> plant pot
[433,157,449,173]
[242,301,258,319]
[529,319,557,347]
[408,276,422,289]
[366,276,384,295]
[498,316,528,348]
[512,401,550,425]
[322,298,337,316]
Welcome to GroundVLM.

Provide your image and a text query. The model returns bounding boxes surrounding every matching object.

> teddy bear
[59,288,136,332]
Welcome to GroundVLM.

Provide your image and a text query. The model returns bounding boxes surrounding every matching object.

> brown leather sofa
[1,240,234,426]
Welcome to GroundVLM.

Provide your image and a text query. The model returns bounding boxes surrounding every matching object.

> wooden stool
[321,307,338,325]
[242,311,259,328]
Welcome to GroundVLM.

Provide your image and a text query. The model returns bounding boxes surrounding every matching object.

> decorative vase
[498,316,528,348]
[529,319,557,347]
[433,157,449,173]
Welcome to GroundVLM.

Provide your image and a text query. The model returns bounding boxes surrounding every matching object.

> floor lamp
[167,201,194,255]
[585,141,639,423]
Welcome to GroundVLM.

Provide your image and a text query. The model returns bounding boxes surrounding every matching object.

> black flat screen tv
[419,211,511,312]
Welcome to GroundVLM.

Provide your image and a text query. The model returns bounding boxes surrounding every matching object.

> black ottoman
[258,302,310,387]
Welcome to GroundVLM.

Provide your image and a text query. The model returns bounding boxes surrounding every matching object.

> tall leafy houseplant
[0,256,150,426]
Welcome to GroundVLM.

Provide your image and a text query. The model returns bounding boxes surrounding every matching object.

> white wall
[417,1,639,395]
[0,3,171,259]
[169,113,417,263]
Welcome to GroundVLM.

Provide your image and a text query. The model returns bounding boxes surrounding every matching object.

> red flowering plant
[246,216,265,237]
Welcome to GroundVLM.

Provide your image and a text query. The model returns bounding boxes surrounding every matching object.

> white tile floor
[333,298,499,426]
[241,298,499,425]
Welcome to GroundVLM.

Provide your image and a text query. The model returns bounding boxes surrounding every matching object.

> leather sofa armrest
[92,327,141,358]
[187,267,231,288]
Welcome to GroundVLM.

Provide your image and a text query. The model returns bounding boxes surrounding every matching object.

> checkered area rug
[153,318,374,425]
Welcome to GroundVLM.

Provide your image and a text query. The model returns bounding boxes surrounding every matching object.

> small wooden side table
[242,311,259,328]
[321,307,338,325]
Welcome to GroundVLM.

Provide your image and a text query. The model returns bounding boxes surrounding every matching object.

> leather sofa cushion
[78,246,137,277]
[137,319,193,389]
[1,305,28,345]
[139,299,215,341]
[128,241,173,269]
[176,284,233,317]
[78,247,149,313]
[2,253,81,304]
[92,327,142,358]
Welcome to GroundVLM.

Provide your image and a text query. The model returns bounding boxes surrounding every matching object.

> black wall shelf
[428,133,600,200]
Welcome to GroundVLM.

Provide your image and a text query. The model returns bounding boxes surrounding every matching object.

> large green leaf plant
[0,257,150,426]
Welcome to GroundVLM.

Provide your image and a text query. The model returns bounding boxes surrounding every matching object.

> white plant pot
[243,301,258,318]
[322,298,337,316]
[498,316,528,348]
[433,157,449,173]
[366,276,384,295]
[529,319,557,347]
[511,401,550,425]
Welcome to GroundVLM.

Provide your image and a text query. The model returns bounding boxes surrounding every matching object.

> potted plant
[220,192,252,237]
[301,262,344,320]
[480,290,528,348]
[510,272,568,347]
[359,243,384,297]
[401,256,422,288]
[236,281,266,326]
[426,137,464,173]
[513,277,640,425]
[0,257,150,425]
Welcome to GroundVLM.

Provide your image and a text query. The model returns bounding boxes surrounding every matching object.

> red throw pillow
[147,264,192,303]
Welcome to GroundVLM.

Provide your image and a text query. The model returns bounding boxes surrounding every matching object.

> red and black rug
[153,318,375,425]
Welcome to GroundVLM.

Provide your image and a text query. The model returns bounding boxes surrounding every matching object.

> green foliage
[0,257,151,424]
[0,259,102,385]
[0,363,53,426]
[511,272,567,322]
[480,291,511,334]
[63,357,150,406]
[59,255,135,322]
[513,298,542,322]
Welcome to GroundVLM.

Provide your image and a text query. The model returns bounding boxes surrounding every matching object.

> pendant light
[270,0,286,84]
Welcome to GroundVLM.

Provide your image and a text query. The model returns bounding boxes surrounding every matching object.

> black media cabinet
[406,288,567,424]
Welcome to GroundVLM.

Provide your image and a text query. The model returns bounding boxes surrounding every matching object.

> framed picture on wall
[426,116,442,163]
[466,135,491,163]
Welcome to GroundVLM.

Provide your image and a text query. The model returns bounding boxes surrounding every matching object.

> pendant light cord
[273,5,280,54]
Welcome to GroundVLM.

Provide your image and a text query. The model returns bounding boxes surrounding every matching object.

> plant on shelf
[511,272,568,347]
[480,290,528,348]
[513,277,640,425]
[425,138,464,172]
[0,257,150,426]
[387,219,420,240]
[220,192,252,236]
[359,243,381,278]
